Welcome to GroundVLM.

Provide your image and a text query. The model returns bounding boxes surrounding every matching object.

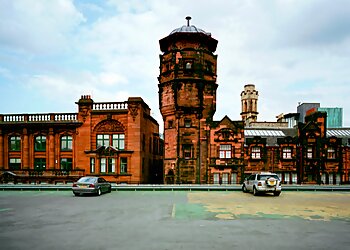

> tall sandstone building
[158,17,245,184]
[158,17,218,184]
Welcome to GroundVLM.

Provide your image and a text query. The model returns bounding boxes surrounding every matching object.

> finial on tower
[186,16,192,26]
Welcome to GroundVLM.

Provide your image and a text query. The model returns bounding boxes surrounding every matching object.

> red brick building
[158,17,350,185]
[0,96,163,184]
[1,17,349,185]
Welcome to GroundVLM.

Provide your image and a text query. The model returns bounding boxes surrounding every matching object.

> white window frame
[282,147,292,159]
[251,146,261,159]
[219,145,232,159]
[100,158,106,173]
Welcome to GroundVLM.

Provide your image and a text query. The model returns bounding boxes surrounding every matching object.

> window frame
[97,134,110,147]
[282,146,292,159]
[219,144,232,159]
[112,134,125,150]
[9,158,21,170]
[9,136,21,151]
[34,135,46,151]
[251,146,261,159]
[327,147,336,159]
[307,147,314,159]
[60,158,72,171]
[120,157,128,174]
[60,135,73,151]
[34,158,46,171]
[183,144,193,159]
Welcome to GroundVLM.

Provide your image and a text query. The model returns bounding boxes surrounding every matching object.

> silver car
[242,172,281,196]
[72,176,112,196]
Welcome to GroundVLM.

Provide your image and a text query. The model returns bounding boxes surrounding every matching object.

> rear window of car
[258,175,279,181]
[78,177,96,183]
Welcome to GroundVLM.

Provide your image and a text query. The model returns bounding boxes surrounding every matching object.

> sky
[1,0,350,131]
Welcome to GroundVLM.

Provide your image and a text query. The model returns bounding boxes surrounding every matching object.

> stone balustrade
[0,113,78,123]
[93,102,128,110]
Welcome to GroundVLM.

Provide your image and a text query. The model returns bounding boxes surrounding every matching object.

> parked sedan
[72,176,111,196]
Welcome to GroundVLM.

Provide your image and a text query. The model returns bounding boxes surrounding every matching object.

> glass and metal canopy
[244,130,286,137]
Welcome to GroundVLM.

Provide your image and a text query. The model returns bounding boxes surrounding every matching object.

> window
[35,135,46,151]
[251,146,261,159]
[222,173,229,184]
[183,145,192,159]
[112,134,125,149]
[185,62,192,70]
[108,158,115,173]
[34,158,46,171]
[307,147,313,159]
[9,158,21,170]
[60,158,72,171]
[61,136,72,151]
[120,158,128,173]
[168,120,173,129]
[284,173,290,184]
[100,158,106,172]
[282,147,292,159]
[97,134,110,147]
[219,144,232,159]
[9,136,21,151]
[205,61,213,72]
[100,158,116,173]
[213,173,220,184]
[327,147,335,159]
[184,119,191,128]
[90,158,95,173]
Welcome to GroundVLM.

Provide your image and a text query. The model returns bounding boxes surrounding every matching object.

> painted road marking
[0,208,12,212]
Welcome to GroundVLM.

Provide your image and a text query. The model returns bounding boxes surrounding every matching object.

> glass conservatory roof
[244,130,286,137]
[327,129,350,137]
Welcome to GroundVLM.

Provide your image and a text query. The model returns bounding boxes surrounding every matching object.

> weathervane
[186,16,191,26]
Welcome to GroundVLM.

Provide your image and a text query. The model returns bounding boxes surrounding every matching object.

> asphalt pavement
[1,191,350,250]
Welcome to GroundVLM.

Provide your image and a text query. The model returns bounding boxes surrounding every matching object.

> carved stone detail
[128,103,139,121]
[94,119,125,132]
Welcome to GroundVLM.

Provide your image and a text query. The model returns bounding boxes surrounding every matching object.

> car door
[246,175,255,191]
[97,178,106,192]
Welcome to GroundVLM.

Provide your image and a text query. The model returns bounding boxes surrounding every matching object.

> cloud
[0,0,85,54]
[1,0,350,127]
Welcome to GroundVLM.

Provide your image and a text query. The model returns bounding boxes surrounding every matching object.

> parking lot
[1,190,350,250]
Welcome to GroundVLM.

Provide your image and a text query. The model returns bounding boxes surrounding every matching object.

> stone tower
[158,17,218,184]
[240,84,259,125]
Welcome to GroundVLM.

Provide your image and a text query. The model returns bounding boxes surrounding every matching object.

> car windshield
[78,177,96,183]
[258,175,279,181]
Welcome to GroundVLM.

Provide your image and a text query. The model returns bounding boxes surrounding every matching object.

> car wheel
[97,188,102,196]
[274,191,281,196]
[73,192,79,197]
[253,186,259,196]
[242,184,248,193]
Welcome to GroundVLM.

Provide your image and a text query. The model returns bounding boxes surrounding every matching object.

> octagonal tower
[158,17,218,184]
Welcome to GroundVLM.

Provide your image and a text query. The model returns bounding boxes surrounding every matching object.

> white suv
[242,172,281,196]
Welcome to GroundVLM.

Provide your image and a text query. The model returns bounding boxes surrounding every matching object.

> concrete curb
[1,184,350,192]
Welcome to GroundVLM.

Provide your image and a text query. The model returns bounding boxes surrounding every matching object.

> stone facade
[0,96,163,184]
[158,18,350,185]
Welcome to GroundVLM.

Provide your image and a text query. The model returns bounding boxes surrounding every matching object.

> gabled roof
[211,115,244,129]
